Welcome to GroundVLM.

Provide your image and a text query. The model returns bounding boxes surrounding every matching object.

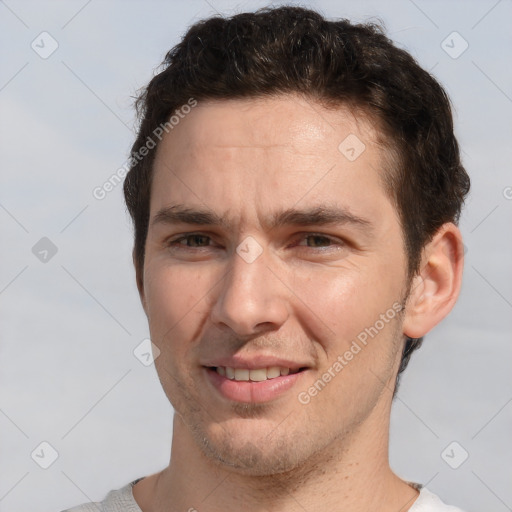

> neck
[134,391,419,512]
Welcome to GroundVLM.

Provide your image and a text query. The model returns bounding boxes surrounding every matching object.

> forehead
[163,94,382,154]
[149,94,396,228]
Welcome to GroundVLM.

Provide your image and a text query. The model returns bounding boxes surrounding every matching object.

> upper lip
[202,355,309,371]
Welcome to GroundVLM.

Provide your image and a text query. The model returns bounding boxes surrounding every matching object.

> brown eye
[303,235,333,247]
[167,233,214,249]
[180,234,211,247]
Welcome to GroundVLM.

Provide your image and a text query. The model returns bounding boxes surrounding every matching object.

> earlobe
[402,223,464,339]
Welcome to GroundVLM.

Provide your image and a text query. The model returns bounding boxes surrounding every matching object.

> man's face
[141,95,410,475]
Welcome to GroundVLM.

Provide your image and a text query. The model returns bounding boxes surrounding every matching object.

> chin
[195,421,310,476]
[203,439,302,476]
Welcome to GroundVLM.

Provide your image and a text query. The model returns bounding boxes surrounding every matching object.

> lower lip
[205,368,305,404]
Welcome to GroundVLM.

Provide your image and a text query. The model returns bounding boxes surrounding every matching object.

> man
[64,6,470,512]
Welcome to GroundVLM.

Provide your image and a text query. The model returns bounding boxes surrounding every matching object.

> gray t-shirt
[61,479,467,512]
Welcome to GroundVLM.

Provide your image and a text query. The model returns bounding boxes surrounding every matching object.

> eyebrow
[150,204,373,233]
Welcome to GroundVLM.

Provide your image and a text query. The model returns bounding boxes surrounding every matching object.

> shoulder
[60,479,143,512]
[410,487,467,512]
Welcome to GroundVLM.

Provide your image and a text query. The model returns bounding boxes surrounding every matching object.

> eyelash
[166,232,344,250]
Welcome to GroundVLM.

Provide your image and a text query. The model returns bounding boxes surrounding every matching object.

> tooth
[249,368,267,381]
[216,366,226,377]
[226,367,235,379]
[234,368,250,381]
[267,366,281,378]
[280,367,290,376]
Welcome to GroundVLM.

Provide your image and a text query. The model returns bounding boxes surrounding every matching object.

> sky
[0,1,511,511]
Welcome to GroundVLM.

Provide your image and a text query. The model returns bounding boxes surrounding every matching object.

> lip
[201,355,308,371]
[205,366,307,403]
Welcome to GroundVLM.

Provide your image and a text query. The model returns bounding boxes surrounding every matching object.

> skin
[132,94,464,512]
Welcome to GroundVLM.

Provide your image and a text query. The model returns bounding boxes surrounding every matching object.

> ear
[402,223,464,338]
[133,248,148,315]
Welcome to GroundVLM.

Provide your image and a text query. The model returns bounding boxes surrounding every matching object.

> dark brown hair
[123,6,470,385]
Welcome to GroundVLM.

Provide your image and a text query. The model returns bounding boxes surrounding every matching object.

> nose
[210,244,290,337]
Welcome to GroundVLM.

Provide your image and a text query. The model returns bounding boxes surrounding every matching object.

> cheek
[287,262,403,357]
[146,265,217,404]
[288,267,376,338]
[144,264,216,349]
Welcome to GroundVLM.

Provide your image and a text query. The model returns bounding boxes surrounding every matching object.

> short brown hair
[123,6,470,384]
